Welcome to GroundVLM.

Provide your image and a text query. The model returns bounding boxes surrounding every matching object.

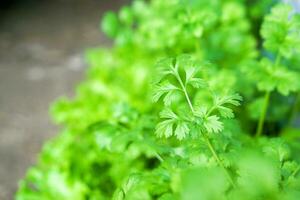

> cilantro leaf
[152,81,180,103]
[204,115,223,133]
[175,122,190,140]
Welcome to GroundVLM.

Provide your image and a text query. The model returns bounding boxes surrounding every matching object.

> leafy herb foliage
[16,1,300,200]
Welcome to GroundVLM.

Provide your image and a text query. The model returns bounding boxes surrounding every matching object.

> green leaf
[217,106,234,118]
[101,12,120,38]
[157,108,185,139]
[193,25,203,38]
[214,93,242,107]
[112,188,125,200]
[189,78,206,88]
[158,193,176,200]
[274,68,299,96]
[261,4,300,59]
[282,161,299,181]
[155,119,175,138]
[152,81,180,103]
[185,66,197,82]
[204,115,223,133]
[262,138,291,162]
[194,106,208,118]
[213,93,242,118]
[175,122,190,140]
[261,4,292,53]
[257,59,299,95]
[119,6,134,25]
[163,90,179,106]
[182,59,206,89]
[155,58,176,83]
[160,107,178,119]
[123,174,141,194]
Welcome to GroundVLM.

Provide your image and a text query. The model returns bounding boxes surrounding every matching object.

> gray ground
[0,0,126,199]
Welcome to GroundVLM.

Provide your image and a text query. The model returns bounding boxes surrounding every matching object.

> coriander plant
[16,1,300,200]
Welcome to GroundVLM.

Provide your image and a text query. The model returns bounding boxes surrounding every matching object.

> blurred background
[0,0,128,199]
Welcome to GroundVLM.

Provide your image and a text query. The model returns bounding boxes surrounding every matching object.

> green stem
[255,53,281,137]
[285,166,300,187]
[256,91,270,137]
[288,92,300,127]
[154,152,164,162]
[175,73,235,187]
[203,132,236,188]
[291,166,300,178]
[175,72,195,113]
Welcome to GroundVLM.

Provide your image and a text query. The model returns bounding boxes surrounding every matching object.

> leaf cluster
[16,1,300,200]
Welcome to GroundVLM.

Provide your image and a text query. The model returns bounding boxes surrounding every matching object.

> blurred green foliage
[16,0,300,200]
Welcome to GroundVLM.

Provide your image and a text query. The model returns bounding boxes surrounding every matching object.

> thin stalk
[288,92,300,126]
[175,72,194,113]
[285,166,300,187]
[255,91,270,137]
[203,132,236,188]
[291,166,300,178]
[255,54,281,137]
[154,152,164,162]
[174,73,235,187]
